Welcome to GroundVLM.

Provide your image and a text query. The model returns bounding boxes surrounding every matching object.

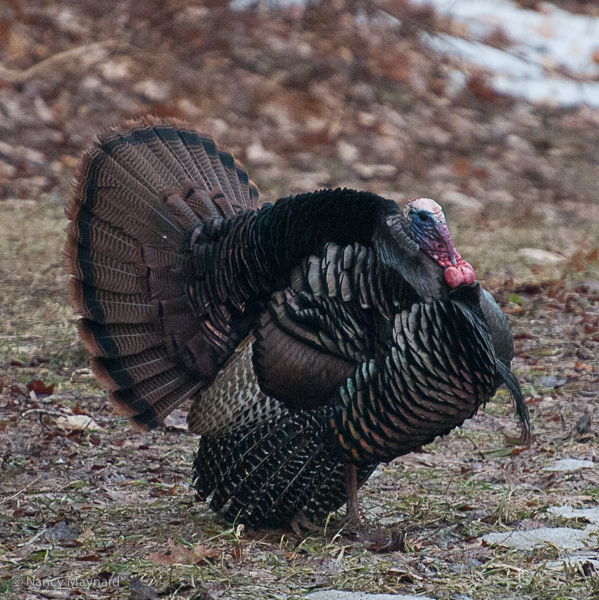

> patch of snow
[544,459,595,472]
[545,556,599,571]
[412,0,599,107]
[482,527,597,551]
[483,505,599,551]
[548,506,599,523]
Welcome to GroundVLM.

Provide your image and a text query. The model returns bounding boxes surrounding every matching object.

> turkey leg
[344,463,360,522]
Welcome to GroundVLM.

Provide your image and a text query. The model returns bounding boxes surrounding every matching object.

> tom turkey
[65,117,529,530]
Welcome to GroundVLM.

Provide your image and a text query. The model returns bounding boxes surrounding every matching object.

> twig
[21,408,69,419]
[0,40,125,85]
[3,474,43,502]
[0,38,198,87]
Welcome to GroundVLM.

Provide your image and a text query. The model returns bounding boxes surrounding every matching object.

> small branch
[0,40,126,85]
[21,409,69,419]
[3,474,43,502]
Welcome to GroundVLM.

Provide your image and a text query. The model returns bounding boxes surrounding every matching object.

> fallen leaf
[77,527,95,543]
[26,379,55,395]
[55,415,100,431]
[148,539,219,566]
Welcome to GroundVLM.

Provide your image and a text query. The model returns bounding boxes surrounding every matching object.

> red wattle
[444,261,475,288]
[461,261,475,285]
[444,267,463,288]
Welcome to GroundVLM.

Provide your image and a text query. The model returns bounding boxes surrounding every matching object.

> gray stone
[353,163,397,180]
[337,140,359,164]
[440,190,483,212]
[246,142,277,166]
[544,459,594,472]
[517,248,566,265]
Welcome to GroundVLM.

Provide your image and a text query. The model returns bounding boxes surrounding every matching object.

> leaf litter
[1,0,599,598]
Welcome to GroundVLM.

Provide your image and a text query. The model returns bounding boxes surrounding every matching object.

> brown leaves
[148,539,220,566]
[26,379,55,396]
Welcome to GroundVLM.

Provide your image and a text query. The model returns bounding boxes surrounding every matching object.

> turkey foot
[343,463,360,524]
[290,509,320,535]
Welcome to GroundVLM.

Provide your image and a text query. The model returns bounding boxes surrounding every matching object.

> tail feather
[78,321,162,358]
[131,123,202,182]
[66,118,259,429]
[179,131,224,193]
[100,128,186,193]
[67,246,141,295]
[70,282,153,324]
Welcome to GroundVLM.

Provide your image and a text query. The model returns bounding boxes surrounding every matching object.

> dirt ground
[1,1,599,599]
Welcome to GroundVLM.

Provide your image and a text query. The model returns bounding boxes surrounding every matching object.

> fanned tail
[65,117,258,428]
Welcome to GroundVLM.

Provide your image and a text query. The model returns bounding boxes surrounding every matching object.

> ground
[1,1,599,599]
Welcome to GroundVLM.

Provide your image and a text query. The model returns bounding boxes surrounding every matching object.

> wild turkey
[65,117,529,530]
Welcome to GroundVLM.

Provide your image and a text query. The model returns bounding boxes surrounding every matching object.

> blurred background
[1,1,599,597]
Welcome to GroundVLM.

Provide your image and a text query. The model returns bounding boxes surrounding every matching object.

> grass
[1,198,599,599]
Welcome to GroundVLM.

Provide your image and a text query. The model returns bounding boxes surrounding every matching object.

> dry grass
[1,200,599,599]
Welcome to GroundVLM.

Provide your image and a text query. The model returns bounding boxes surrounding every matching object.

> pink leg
[344,463,360,522]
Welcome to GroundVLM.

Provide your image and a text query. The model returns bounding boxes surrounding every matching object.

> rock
[130,577,156,600]
[133,79,172,103]
[0,160,16,179]
[506,134,534,154]
[439,190,484,212]
[246,142,277,166]
[0,141,45,165]
[297,170,331,190]
[306,592,434,600]
[11,176,51,197]
[581,280,599,292]
[353,163,397,180]
[99,60,130,82]
[34,96,54,123]
[45,521,80,544]
[543,459,594,472]
[487,190,515,204]
[4,199,37,208]
[517,248,566,265]
[358,112,377,127]
[337,140,359,164]
[55,415,101,431]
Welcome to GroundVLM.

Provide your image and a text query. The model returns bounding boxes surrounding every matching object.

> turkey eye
[418,212,430,222]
